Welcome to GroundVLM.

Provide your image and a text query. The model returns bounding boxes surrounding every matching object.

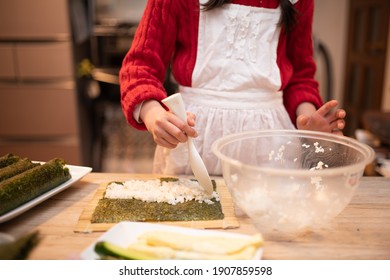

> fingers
[336,108,346,119]
[330,118,345,136]
[316,100,339,117]
[296,114,309,130]
[296,100,347,134]
[329,118,345,131]
[327,108,346,130]
[167,112,198,138]
[141,100,199,149]
[186,112,196,127]
[154,130,181,149]
[318,101,346,121]
[317,100,347,130]
[151,111,198,149]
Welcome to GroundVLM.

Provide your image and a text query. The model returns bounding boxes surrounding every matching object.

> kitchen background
[0,0,389,174]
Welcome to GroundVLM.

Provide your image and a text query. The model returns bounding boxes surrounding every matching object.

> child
[120,0,346,175]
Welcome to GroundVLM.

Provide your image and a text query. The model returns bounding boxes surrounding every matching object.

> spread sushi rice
[104,178,220,205]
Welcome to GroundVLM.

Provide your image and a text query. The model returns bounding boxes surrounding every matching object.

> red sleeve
[278,0,323,126]
[119,0,182,130]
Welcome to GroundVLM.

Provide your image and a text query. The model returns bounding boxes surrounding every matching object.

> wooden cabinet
[0,44,16,79]
[0,0,70,39]
[0,0,82,165]
[0,83,79,137]
[15,42,74,80]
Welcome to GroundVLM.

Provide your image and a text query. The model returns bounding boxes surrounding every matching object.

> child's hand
[140,100,198,148]
[296,100,346,135]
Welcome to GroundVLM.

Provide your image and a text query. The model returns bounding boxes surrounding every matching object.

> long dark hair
[201,0,297,33]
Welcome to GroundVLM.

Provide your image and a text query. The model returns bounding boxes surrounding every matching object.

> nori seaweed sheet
[0,158,40,182]
[0,158,71,216]
[91,178,224,223]
[0,154,20,169]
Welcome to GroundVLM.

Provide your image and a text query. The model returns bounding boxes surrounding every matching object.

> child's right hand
[140,99,198,148]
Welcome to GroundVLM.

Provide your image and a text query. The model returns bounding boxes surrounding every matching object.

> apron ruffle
[153,88,295,176]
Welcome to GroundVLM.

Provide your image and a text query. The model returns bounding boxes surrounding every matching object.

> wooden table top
[0,174,389,260]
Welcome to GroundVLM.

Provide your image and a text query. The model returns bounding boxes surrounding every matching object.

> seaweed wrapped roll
[0,158,71,215]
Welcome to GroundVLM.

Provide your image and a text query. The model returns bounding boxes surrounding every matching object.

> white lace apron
[153,1,295,176]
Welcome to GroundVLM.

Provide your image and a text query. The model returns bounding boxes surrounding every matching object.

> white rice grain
[104,178,219,205]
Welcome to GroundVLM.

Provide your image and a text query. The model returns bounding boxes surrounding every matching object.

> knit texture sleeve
[279,0,323,125]
[119,0,181,130]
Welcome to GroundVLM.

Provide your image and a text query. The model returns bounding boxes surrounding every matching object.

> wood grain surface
[0,174,389,260]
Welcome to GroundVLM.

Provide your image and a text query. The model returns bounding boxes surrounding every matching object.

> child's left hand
[296,100,346,135]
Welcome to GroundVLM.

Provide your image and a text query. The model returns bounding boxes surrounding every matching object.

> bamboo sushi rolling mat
[74,176,240,233]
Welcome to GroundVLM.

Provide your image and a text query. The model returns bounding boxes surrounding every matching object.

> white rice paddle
[162,93,213,195]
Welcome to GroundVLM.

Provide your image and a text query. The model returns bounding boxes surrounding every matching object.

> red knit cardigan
[120,0,323,130]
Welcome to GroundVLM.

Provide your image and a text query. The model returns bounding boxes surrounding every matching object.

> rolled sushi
[0,158,71,215]
[0,154,20,169]
[0,158,40,182]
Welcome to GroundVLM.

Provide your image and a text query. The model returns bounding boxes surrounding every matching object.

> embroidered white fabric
[151,2,297,176]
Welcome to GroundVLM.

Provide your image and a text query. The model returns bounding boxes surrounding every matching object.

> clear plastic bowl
[212,130,375,237]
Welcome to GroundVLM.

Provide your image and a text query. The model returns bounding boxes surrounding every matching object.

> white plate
[80,221,263,260]
[0,164,92,224]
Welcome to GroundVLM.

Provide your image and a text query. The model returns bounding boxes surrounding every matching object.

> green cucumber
[94,241,155,260]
